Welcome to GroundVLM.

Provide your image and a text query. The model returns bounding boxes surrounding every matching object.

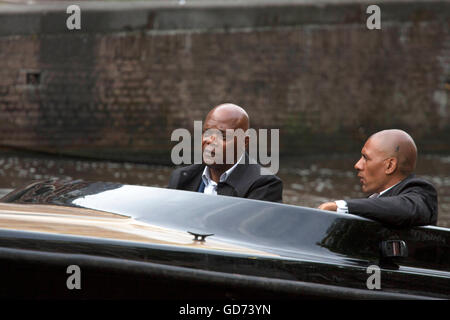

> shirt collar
[202,153,244,186]
[379,180,402,196]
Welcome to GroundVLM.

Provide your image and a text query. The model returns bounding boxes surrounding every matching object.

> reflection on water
[0,152,449,228]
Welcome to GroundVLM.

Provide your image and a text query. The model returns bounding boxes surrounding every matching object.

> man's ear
[385,157,398,175]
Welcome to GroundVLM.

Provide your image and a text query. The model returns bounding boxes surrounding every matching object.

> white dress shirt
[201,154,244,195]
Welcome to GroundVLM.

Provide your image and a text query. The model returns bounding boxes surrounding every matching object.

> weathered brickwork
[0,3,448,163]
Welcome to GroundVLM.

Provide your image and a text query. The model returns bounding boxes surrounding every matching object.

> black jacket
[346,174,438,227]
[168,158,283,203]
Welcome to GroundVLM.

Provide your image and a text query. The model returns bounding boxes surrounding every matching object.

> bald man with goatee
[168,103,283,202]
[318,129,438,227]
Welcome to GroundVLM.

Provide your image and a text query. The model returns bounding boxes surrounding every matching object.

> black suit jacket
[346,174,438,227]
[168,156,283,203]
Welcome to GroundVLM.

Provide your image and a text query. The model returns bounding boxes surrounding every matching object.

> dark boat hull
[0,180,449,299]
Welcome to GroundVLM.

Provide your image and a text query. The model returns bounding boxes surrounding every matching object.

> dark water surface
[0,152,449,227]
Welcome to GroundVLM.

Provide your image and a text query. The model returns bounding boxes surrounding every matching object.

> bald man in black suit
[168,103,283,202]
[318,129,438,227]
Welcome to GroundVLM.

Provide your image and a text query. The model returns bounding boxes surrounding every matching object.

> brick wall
[0,1,448,164]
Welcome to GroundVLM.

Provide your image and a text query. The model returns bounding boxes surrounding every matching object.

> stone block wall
[0,0,448,163]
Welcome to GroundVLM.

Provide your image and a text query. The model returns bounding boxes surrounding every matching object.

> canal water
[0,152,449,228]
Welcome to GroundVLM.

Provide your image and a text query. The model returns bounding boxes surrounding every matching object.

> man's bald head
[202,103,250,175]
[204,103,249,132]
[355,129,418,194]
[368,129,417,176]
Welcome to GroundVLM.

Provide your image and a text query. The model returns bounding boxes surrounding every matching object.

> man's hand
[318,202,338,211]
